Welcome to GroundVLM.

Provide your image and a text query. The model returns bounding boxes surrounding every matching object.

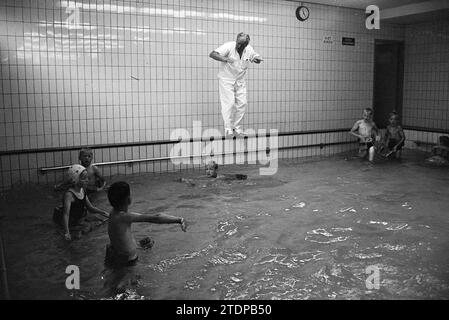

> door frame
[373,39,405,128]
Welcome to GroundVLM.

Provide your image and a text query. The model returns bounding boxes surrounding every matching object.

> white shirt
[214,41,260,82]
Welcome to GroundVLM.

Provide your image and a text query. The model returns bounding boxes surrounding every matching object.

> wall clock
[296,6,310,21]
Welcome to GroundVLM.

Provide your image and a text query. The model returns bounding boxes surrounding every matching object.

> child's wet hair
[363,108,374,114]
[108,181,130,208]
[206,160,218,170]
[389,111,399,119]
[79,147,93,158]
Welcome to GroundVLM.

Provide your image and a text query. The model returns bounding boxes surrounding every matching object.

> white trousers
[218,79,247,131]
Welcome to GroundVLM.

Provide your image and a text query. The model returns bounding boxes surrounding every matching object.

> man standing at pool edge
[209,33,263,136]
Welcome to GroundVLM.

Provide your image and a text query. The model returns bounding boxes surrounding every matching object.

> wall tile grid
[402,20,449,150]
[0,0,405,189]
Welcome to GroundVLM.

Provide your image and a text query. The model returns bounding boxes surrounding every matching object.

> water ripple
[305,227,352,244]
[149,245,213,272]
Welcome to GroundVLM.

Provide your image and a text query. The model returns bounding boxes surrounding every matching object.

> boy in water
[384,112,406,159]
[350,108,380,162]
[178,160,247,186]
[53,164,109,241]
[78,148,107,194]
[205,160,247,180]
[105,181,187,268]
[54,148,107,195]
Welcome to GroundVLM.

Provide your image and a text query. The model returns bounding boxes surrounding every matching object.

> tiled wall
[402,19,449,150]
[403,129,446,153]
[403,20,449,132]
[0,0,405,190]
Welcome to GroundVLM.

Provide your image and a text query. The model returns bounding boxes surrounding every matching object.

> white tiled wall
[403,129,445,152]
[0,0,405,189]
[403,20,449,131]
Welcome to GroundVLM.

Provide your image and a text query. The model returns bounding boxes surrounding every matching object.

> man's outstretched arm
[253,56,263,63]
[250,49,263,64]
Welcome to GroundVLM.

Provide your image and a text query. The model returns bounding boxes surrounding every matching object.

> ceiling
[287,0,449,24]
[294,0,425,10]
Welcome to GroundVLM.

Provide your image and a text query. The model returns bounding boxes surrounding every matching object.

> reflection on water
[149,245,213,273]
[2,154,449,299]
[305,228,351,244]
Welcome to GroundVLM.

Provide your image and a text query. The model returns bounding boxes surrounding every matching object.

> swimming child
[205,160,247,180]
[78,147,107,194]
[176,160,247,187]
[53,164,109,241]
[432,136,449,159]
[350,108,380,162]
[54,148,107,195]
[177,160,247,186]
[384,112,406,159]
[105,181,187,268]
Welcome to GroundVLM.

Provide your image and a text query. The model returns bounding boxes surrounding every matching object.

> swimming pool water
[1,150,448,299]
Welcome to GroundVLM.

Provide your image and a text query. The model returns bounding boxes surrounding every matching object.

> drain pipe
[0,218,10,300]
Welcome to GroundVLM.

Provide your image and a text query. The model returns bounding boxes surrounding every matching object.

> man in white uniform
[209,33,263,136]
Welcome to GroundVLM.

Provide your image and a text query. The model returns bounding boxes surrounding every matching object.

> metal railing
[38,139,357,173]
[0,127,358,174]
[402,125,449,134]
[0,128,352,156]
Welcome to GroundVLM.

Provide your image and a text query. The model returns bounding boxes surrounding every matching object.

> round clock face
[296,6,309,21]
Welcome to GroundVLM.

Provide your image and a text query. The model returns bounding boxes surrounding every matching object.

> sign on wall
[323,36,333,44]
[342,37,355,46]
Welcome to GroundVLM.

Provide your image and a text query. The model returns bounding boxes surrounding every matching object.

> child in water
[350,108,380,162]
[54,148,106,195]
[205,160,247,180]
[105,181,187,268]
[53,164,109,241]
[78,148,107,194]
[177,160,247,186]
[383,112,406,159]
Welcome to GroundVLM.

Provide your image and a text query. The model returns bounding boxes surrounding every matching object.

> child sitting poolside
[54,147,106,195]
[426,136,449,165]
[53,164,109,241]
[383,112,406,159]
[350,108,380,162]
[105,181,187,268]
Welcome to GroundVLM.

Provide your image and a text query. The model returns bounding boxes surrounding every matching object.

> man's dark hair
[108,181,130,208]
[206,160,218,170]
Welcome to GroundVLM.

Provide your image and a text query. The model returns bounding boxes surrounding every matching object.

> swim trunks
[105,244,138,268]
[359,141,374,156]
[387,139,404,151]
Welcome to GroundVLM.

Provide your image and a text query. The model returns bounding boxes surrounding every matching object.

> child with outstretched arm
[105,181,187,267]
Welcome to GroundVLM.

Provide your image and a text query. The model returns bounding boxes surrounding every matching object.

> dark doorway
[373,40,404,128]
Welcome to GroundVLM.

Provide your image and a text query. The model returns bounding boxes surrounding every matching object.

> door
[373,40,404,128]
